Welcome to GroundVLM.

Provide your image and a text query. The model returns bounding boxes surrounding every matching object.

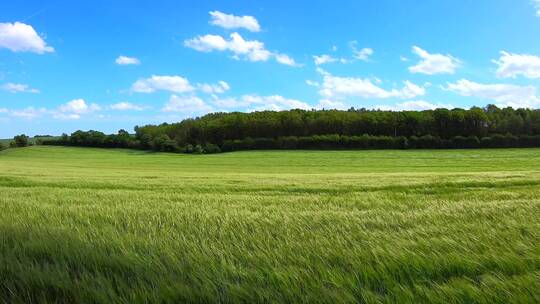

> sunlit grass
[1,146,539,303]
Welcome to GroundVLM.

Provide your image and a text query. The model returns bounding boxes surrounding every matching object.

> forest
[41,105,540,153]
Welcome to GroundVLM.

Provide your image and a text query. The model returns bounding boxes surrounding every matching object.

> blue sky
[2,0,540,137]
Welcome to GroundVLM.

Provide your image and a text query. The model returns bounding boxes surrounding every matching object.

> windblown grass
[0,146,539,303]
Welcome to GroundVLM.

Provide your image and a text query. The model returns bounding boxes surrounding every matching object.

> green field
[1,146,539,303]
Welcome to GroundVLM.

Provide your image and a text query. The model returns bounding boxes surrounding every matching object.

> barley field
[0,146,539,303]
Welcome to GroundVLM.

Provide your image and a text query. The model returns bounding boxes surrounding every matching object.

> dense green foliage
[43,105,540,152]
[13,134,30,147]
[1,146,539,303]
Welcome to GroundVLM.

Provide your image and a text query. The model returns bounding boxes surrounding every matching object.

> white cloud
[349,41,373,61]
[209,11,260,32]
[3,99,102,120]
[198,81,230,94]
[319,73,426,100]
[184,34,228,52]
[246,95,311,111]
[185,32,270,61]
[354,48,373,61]
[1,83,39,93]
[314,54,337,65]
[162,95,213,113]
[400,56,409,62]
[305,80,320,87]
[409,46,460,75]
[185,32,294,65]
[445,79,540,108]
[275,53,299,66]
[132,75,194,93]
[375,100,453,111]
[316,99,347,110]
[55,99,101,120]
[10,107,48,119]
[210,94,311,111]
[0,22,54,54]
[493,51,540,79]
[534,0,540,16]
[115,56,140,65]
[313,54,348,66]
[109,102,148,111]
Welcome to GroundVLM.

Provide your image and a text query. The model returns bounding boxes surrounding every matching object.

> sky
[2,0,540,137]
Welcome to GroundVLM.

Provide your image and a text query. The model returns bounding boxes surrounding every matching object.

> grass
[0,146,539,303]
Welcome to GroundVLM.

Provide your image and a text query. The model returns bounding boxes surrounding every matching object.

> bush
[204,143,221,154]
[13,134,29,147]
[452,136,480,149]
[193,144,204,154]
[278,136,298,149]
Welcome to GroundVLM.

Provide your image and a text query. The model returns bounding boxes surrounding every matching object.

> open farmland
[0,146,539,303]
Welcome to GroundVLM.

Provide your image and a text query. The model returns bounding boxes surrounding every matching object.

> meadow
[0,146,539,303]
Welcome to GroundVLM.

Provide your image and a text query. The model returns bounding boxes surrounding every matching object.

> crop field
[0,146,539,303]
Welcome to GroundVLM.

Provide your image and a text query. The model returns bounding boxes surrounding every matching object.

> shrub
[278,136,298,149]
[204,143,222,154]
[13,134,29,147]
[193,144,204,154]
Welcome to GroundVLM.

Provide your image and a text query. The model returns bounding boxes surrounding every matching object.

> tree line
[40,105,540,153]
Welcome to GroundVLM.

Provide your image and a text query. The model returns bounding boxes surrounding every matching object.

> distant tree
[13,134,29,147]
[39,106,540,153]
[0,141,4,150]
[151,134,173,151]
[60,133,69,144]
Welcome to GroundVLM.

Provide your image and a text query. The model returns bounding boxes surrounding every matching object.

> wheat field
[0,146,539,303]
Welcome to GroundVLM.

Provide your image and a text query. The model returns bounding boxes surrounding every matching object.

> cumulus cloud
[1,83,39,93]
[3,99,102,120]
[409,46,460,75]
[109,102,148,111]
[375,100,453,111]
[209,11,260,32]
[55,99,101,120]
[445,79,540,108]
[184,32,295,66]
[494,51,540,79]
[198,81,230,94]
[318,73,426,100]
[162,95,213,113]
[132,75,194,93]
[0,22,54,54]
[115,56,140,65]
